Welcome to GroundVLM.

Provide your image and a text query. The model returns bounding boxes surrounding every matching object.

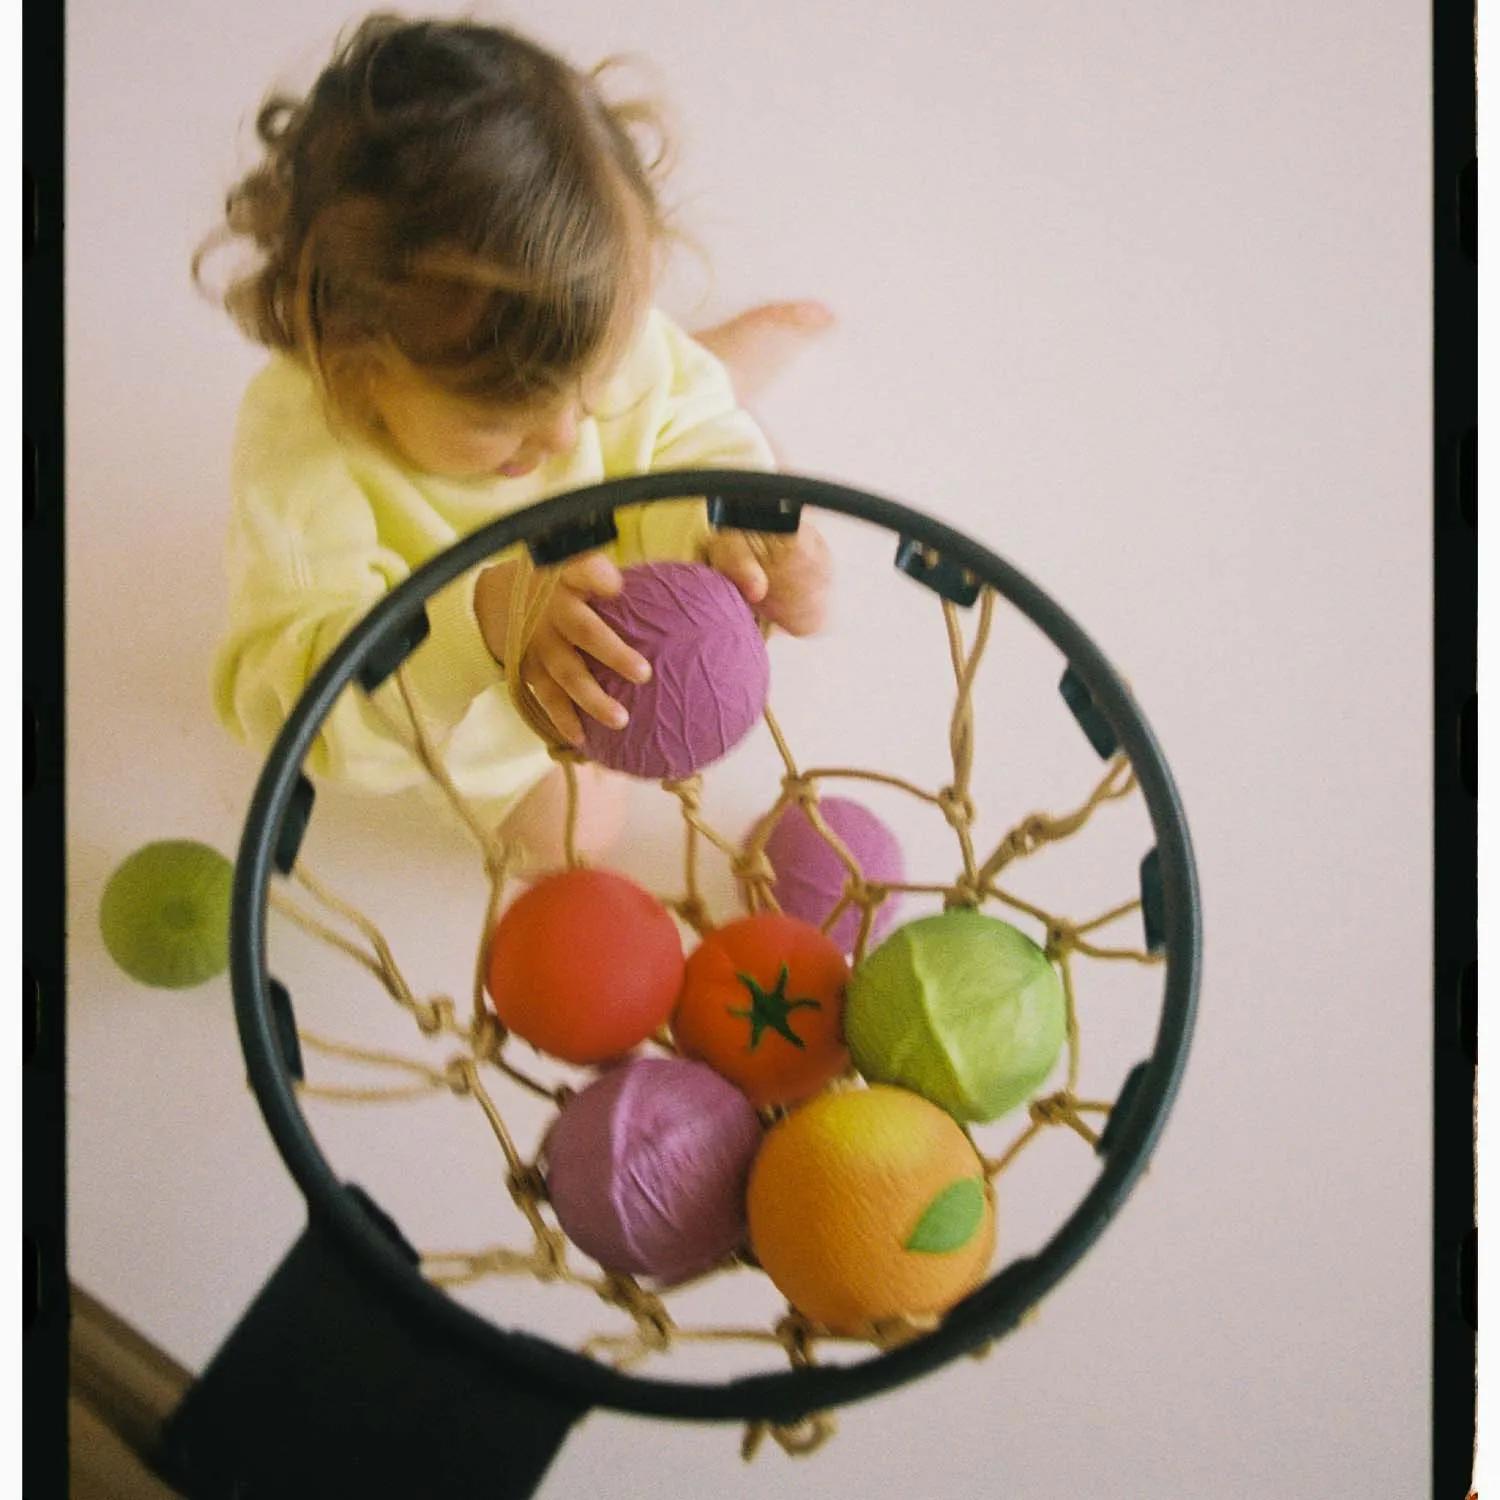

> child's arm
[609,311,832,634]
[213,366,514,790]
[213,517,513,791]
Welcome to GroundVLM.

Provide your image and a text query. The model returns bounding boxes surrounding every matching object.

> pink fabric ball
[541,1056,763,1284]
[579,561,770,780]
[761,797,906,954]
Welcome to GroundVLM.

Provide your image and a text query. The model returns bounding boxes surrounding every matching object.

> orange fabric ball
[486,869,684,1065]
[747,1084,996,1333]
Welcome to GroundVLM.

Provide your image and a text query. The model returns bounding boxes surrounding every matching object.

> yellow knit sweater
[212,308,773,814]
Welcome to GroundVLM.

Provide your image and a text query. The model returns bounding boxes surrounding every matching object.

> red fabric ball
[485,869,685,1064]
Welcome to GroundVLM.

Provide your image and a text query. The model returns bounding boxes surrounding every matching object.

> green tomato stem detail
[727,965,822,1051]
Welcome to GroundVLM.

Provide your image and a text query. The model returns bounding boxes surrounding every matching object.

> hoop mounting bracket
[893,538,981,606]
[527,510,620,566]
[707,493,803,534]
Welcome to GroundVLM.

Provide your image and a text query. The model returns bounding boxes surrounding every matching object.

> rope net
[264,544,1163,1461]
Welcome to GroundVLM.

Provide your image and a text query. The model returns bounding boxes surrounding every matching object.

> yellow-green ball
[99,840,234,989]
[845,909,1065,1123]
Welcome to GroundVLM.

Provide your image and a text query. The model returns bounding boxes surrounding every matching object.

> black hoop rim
[230,468,1201,1425]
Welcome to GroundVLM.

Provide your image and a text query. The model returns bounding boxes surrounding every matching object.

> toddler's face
[368,369,591,482]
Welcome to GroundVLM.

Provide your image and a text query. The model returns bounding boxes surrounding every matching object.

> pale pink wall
[66,3,1432,1496]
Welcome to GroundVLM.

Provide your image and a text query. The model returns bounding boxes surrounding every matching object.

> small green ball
[99,840,234,989]
[845,909,1066,1123]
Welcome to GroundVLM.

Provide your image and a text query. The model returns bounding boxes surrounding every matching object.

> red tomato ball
[672,913,850,1108]
[486,868,685,1065]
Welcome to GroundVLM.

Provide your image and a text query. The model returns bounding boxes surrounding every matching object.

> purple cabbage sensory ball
[541,1056,763,1285]
[578,561,770,780]
[762,796,906,954]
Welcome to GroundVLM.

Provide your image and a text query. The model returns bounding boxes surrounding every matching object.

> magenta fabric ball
[541,1056,763,1284]
[578,561,770,780]
[761,796,906,954]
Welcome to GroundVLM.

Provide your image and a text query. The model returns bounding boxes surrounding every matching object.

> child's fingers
[706,532,770,604]
[554,594,652,685]
[758,525,829,630]
[524,670,585,747]
[559,551,625,598]
[763,586,829,637]
[534,636,630,733]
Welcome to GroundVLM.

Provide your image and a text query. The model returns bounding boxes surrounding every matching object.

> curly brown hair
[194,13,676,422]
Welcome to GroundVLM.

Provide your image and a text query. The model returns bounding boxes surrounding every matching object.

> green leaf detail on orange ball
[904,1177,985,1254]
[727,965,822,1051]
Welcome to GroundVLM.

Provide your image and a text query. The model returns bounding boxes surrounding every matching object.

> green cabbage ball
[845,909,1065,1123]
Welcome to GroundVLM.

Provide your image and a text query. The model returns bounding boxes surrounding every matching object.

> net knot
[662,775,704,814]
[442,1057,474,1097]
[742,1413,838,1461]
[772,1413,838,1456]
[1028,1090,1078,1128]
[508,1164,549,1209]
[943,874,984,910]
[737,1317,838,1459]
[1044,920,1078,959]
[733,848,777,890]
[413,994,455,1036]
[781,773,819,808]
[601,1275,675,1349]
[844,875,890,913]
[937,784,976,830]
[668,894,712,934]
[1017,811,1081,863]
[530,1224,571,1280]
[773,1311,818,1367]
[469,1012,507,1063]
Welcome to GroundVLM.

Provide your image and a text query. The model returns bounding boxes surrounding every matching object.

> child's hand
[474,553,652,746]
[706,521,832,637]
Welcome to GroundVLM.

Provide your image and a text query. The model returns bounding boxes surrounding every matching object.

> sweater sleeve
[605,311,776,566]
[211,368,511,791]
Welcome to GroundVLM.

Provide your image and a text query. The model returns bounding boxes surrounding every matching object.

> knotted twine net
[262,540,1163,1462]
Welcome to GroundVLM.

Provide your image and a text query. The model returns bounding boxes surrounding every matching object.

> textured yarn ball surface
[486,868,684,1065]
[578,561,770,780]
[543,1056,764,1283]
[845,910,1065,1123]
[760,797,906,954]
[99,840,234,989]
[746,1083,996,1332]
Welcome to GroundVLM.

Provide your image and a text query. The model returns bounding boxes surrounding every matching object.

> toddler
[200,13,832,866]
